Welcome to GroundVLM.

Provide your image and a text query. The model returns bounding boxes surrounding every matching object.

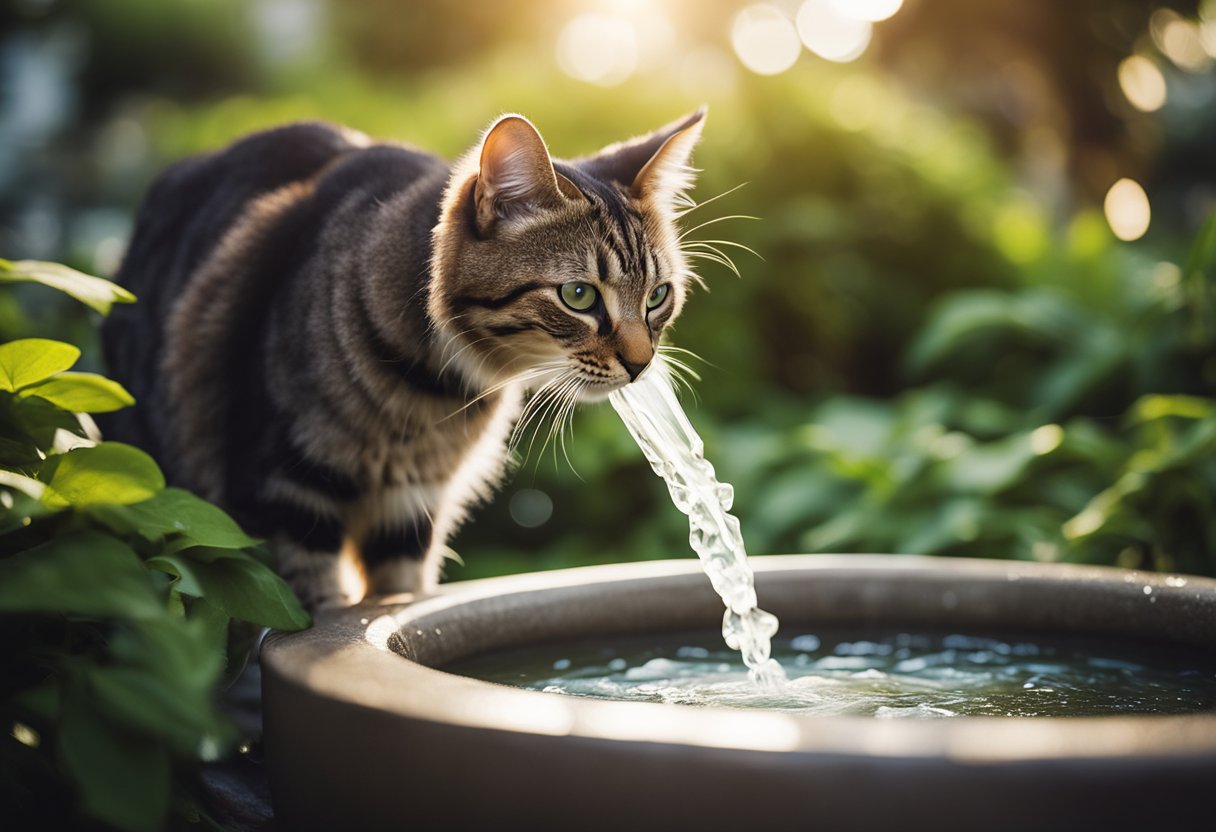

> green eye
[560,282,598,312]
[646,283,670,310]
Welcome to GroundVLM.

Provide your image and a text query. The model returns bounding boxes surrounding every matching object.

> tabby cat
[100,108,705,609]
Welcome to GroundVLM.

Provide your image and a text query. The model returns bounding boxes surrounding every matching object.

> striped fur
[99,110,705,608]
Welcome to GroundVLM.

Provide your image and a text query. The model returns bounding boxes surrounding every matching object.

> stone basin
[261,555,1216,831]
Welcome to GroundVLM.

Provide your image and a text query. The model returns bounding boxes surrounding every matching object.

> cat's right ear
[474,115,580,236]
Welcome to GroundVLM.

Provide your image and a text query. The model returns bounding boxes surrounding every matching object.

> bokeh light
[509,489,553,528]
[797,0,872,63]
[1103,178,1151,242]
[1151,9,1213,72]
[731,5,801,76]
[680,46,739,96]
[1117,55,1167,112]
[830,0,903,23]
[556,13,639,86]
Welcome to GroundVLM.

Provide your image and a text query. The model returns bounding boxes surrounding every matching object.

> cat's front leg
[359,514,439,597]
[270,508,352,610]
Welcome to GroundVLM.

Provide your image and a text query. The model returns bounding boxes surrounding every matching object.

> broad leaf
[41,442,164,508]
[0,258,136,315]
[0,469,47,501]
[0,338,79,392]
[108,617,227,695]
[1127,394,1215,425]
[59,687,169,832]
[148,550,310,630]
[0,391,86,450]
[0,531,163,619]
[106,487,259,549]
[21,372,134,413]
[0,434,41,467]
[88,665,226,757]
[188,596,232,659]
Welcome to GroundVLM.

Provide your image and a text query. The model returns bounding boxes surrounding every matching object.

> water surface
[448,629,1216,717]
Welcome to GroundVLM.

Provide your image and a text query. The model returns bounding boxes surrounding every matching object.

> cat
[99,108,706,609]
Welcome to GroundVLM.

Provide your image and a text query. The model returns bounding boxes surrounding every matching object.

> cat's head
[430,108,706,402]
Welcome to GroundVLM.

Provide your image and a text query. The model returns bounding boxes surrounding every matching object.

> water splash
[610,363,786,687]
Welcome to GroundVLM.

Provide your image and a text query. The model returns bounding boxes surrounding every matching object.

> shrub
[0,259,310,831]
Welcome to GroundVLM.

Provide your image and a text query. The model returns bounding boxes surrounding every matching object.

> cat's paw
[366,557,439,600]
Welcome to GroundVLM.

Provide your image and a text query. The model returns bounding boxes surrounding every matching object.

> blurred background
[2,0,1215,579]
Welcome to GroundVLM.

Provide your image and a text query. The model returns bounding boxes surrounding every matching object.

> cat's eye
[560,282,598,312]
[646,283,670,310]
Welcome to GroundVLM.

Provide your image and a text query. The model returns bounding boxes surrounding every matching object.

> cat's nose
[616,322,654,381]
[619,354,652,382]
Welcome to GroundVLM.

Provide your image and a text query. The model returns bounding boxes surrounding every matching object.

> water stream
[609,362,786,687]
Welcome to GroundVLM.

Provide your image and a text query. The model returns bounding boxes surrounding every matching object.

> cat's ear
[578,106,707,204]
[474,115,580,235]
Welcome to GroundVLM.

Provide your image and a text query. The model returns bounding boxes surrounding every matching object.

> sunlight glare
[830,0,903,23]
[338,538,367,604]
[797,0,873,63]
[11,722,39,749]
[1030,424,1064,455]
[731,5,802,76]
[1117,55,1167,112]
[1103,178,1151,242]
[556,14,639,86]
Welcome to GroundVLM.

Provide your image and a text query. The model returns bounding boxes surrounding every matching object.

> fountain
[263,555,1216,830]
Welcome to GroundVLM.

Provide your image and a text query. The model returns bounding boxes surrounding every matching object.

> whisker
[509,370,573,457]
[440,360,563,422]
[674,182,750,220]
[683,238,764,260]
[684,249,741,278]
[678,214,760,240]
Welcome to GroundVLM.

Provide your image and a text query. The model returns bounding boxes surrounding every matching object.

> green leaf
[96,487,259,549]
[146,554,205,598]
[88,665,224,757]
[108,617,227,696]
[188,596,232,659]
[0,338,80,392]
[1126,394,1216,424]
[40,443,164,508]
[0,258,136,315]
[20,372,134,413]
[0,531,164,619]
[0,434,42,467]
[938,432,1038,495]
[0,468,47,500]
[59,686,169,832]
[148,549,310,631]
[0,391,86,450]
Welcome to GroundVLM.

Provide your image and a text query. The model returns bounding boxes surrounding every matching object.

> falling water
[610,362,786,687]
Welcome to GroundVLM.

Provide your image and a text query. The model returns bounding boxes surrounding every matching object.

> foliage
[453,214,1216,582]
[0,263,310,831]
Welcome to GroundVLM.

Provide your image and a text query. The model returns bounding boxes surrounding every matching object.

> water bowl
[262,555,1216,830]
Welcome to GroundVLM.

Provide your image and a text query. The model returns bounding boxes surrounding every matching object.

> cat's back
[99,121,441,478]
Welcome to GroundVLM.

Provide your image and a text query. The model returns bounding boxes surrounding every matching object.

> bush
[723,213,1216,575]
[0,259,310,831]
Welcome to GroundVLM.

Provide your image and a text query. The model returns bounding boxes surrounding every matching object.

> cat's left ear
[579,106,707,204]
[474,114,583,235]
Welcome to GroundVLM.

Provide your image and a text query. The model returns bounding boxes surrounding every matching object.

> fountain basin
[262,555,1216,831]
